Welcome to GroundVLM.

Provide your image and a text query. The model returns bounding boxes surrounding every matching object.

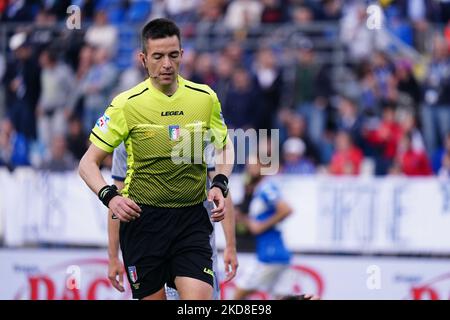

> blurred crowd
[1,0,450,177]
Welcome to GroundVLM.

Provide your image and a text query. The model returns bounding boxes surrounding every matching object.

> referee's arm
[79,144,113,194]
[108,179,125,292]
[208,136,234,218]
[214,135,234,177]
[79,144,141,221]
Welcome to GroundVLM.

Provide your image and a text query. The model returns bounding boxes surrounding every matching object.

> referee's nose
[162,55,172,69]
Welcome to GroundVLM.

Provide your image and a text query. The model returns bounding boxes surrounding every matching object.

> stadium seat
[126,1,152,23]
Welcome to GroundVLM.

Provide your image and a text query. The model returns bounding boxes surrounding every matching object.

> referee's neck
[150,78,179,96]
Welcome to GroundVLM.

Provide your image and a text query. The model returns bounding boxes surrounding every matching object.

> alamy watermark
[366,4,383,30]
[66,5,81,30]
[366,264,381,290]
[66,265,81,290]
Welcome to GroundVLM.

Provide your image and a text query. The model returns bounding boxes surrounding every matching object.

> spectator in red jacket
[329,130,363,175]
[397,133,433,176]
[364,100,403,175]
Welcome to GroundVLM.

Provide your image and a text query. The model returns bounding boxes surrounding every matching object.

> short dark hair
[141,18,181,53]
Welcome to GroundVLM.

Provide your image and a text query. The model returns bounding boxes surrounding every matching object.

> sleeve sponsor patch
[95,114,110,133]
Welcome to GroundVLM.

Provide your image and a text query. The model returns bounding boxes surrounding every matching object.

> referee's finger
[122,203,140,218]
[117,272,125,292]
[110,276,120,291]
[211,197,225,213]
[210,212,224,222]
[116,207,134,222]
[125,198,142,213]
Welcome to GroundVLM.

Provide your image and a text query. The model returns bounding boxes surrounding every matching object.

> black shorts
[119,202,214,299]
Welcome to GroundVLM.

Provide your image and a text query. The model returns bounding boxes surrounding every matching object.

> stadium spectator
[66,115,88,161]
[212,54,233,105]
[340,2,385,62]
[78,18,234,300]
[281,111,320,164]
[421,35,450,158]
[39,0,71,21]
[191,52,217,87]
[39,135,76,172]
[3,31,41,140]
[394,59,421,117]
[29,9,61,56]
[253,47,283,130]
[396,132,432,176]
[335,95,364,152]
[281,137,315,174]
[399,110,425,153]
[84,10,118,54]
[78,47,118,133]
[260,0,287,24]
[1,0,34,22]
[224,0,263,31]
[113,50,146,95]
[36,48,74,151]
[364,100,403,175]
[329,130,363,175]
[371,51,396,102]
[291,37,331,146]
[0,117,30,169]
[165,0,199,23]
[222,67,257,129]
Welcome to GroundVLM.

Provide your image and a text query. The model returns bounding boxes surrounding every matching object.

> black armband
[98,185,120,208]
[210,174,229,198]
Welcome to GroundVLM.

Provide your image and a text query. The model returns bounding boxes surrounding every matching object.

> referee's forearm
[108,210,120,258]
[79,147,109,195]
[108,179,125,258]
[215,138,234,177]
[221,195,236,249]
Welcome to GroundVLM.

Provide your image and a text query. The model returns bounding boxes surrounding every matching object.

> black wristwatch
[210,174,229,198]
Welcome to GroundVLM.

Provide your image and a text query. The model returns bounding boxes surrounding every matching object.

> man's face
[141,35,183,86]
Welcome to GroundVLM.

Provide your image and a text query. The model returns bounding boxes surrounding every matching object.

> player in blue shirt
[233,158,293,299]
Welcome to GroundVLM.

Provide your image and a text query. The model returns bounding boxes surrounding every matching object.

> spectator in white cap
[281,137,315,174]
[4,31,40,140]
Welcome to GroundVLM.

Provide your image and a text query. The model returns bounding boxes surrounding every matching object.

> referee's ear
[139,52,146,65]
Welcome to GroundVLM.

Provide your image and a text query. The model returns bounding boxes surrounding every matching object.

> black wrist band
[98,185,120,208]
[210,174,229,198]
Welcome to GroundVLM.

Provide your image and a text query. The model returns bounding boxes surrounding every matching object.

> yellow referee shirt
[90,76,228,207]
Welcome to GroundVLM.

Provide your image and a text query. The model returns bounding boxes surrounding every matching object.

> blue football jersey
[249,179,291,264]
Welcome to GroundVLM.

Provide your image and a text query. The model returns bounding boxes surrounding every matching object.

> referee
[79,18,234,300]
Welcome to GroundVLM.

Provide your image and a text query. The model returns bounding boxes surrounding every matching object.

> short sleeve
[209,92,228,149]
[111,142,127,181]
[261,182,281,207]
[89,104,128,153]
[204,143,215,172]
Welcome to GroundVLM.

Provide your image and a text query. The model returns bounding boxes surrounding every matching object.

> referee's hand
[109,196,141,222]
[208,187,225,222]
[108,257,125,292]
